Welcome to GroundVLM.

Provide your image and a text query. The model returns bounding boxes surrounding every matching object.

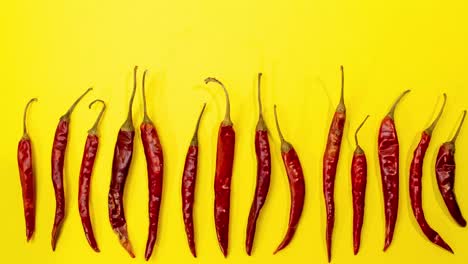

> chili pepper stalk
[435,110,467,227]
[18,98,38,242]
[108,66,138,258]
[141,70,165,261]
[273,105,305,254]
[379,89,410,251]
[323,66,346,262]
[78,100,106,253]
[182,103,206,257]
[246,73,271,255]
[409,94,453,253]
[52,87,93,250]
[205,77,235,257]
[351,115,369,255]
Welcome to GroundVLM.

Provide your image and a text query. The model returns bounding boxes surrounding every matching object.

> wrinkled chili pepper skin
[108,130,135,257]
[323,111,345,262]
[435,143,466,227]
[351,150,367,255]
[275,147,305,253]
[214,124,235,257]
[141,123,164,261]
[51,119,69,250]
[18,138,35,241]
[410,132,453,253]
[78,134,100,252]
[246,130,271,255]
[182,145,198,257]
[378,116,400,250]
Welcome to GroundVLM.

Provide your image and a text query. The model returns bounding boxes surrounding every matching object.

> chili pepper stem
[336,65,346,113]
[387,90,411,119]
[121,66,138,131]
[354,115,370,153]
[191,103,207,146]
[273,105,292,152]
[425,93,447,134]
[22,98,38,139]
[256,73,267,131]
[450,110,467,143]
[142,69,153,124]
[204,77,232,126]
[61,88,93,120]
[88,100,106,135]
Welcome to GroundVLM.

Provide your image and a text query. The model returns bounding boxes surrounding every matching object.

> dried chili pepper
[52,87,93,250]
[18,98,38,242]
[409,94,453,253]
[141,70,165,261]
[246,73,271,256]
[323,66,346,262]
[379,90,410,251]
[78,99,106,252]
[435,110,467,227]
[204,77,235,257]
[181,103,207,258]
[108,66,137,258]
[273,105,305,254]
[351,115,369,255]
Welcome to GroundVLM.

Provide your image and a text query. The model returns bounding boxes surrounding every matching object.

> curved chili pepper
[52,87,92,250]
[409,94,453,253]
[78,100,106,252]
[18,98,38,242]
[108,66,137,258]
[435,110,467,227]
[141,70,165,261]
[323,66,346,262]
[379,90,410,251]
[273,105,305,254]
[246,73,271,256]
[204,77,235,257]
[181,103,207,257]
[351,115,369,255]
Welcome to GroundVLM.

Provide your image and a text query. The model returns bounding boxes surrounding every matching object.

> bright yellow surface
[2,0,468,263]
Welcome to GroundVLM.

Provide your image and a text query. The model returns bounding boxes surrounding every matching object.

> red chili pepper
[272,105,305,254]
[351,115,369,255]
[108,66,138,258]
[78,99,106,252]
[18,98,38,242]
[379,90,410,251]
[435,110,467,227]
[204,77,235,257]
[409,94,453,253]
[181,103,207,258]
[323,66,346,262]
[52,87,93,250]
[246,73,271,256]
[141,70,165,261]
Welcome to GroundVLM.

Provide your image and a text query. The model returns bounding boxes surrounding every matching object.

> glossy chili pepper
[204,77,235,257]
[273,105,305,254]
[323,66,346,262]
[52,87,92,250]
[379,90,410,251]
[351,115,369,255]
[181,103,207,258]
[409,94,453,253]
[141,70,165,261]
[108,66,137,258]
[435,110,467,227]
[18,98,38,242]
[78,99,106,252]
[246,73,271,256]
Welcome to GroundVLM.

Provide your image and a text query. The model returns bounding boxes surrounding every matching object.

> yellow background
[1,0,468,263]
